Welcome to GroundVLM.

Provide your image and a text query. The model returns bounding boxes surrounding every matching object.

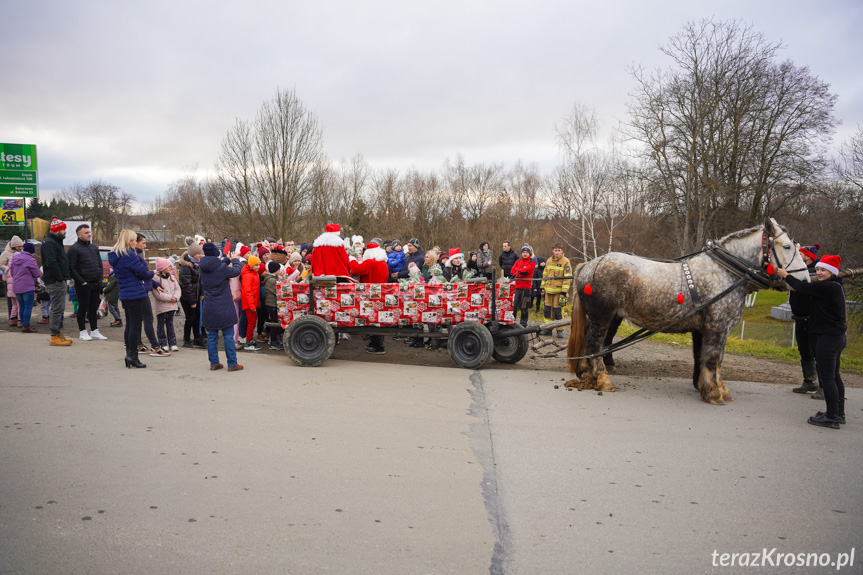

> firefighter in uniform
[540,242,571,338]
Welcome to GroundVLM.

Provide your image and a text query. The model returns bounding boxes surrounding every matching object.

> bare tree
[215,87,326,240]
[625,18,837,252]
[59,180,135,242]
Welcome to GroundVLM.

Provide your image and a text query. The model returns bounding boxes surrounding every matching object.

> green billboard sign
[0,143,38,198]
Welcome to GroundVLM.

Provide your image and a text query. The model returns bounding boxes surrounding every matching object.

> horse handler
[777,254,847,429]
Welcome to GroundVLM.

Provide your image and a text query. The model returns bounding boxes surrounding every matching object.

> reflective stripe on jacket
[541,255,571,293]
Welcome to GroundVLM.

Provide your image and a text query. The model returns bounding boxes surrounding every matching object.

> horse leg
[691,330,702,391]
[587,320,615,392]
[602,315,623,373]
[697,330,733,405]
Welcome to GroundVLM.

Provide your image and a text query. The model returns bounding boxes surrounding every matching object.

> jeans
[75,281,102,332]
[207,325,238,368]
[46,281,67,336]
[156,310,177,348]
[122,298,145,354]
[15,291,35,327]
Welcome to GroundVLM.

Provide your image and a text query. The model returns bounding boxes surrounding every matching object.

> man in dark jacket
[67,224,107,341]
[200,242,244,371]
[498,240,518,279]
[177,243,206,348]
[41,217,72,345]
[791,244,820,395]
[396,238,425,279]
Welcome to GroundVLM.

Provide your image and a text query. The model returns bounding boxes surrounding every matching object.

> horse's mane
[717,221,789,245]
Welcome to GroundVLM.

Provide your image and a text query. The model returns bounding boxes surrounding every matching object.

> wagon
[270,274,536,369]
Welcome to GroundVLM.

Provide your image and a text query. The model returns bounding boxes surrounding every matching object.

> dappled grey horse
[567,217,810,404]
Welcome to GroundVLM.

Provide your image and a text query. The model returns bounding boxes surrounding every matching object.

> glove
[558,295,567,307]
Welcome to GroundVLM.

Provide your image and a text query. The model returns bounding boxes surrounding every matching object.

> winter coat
[349,246,389,284]
[311,231,351,277]
[177,253,202,304]
[108,249,154,301]
[67,238,103,284]
[152,271,182,314]
[397,248,425,279]
[784,275,846,336]
[0,236,23,296]
[510,258,536,290]
[263,273,279,308]
[8,251,41,293]
[477,248,494,277]
[531,257,546,295]
[789,259,818,319]
[387,249,406,275]
[442,261,467,282]
[240,264,261,311]
[498,248,518,278]
[41,232,71,285]
[102,273,120,304]
[200,255,243,330]
[136,249,159,292]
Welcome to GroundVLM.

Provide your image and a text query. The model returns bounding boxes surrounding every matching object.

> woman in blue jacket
[108,229,154,368]
[199,242,245,371]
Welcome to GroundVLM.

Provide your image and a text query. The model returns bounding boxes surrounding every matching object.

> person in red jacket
[240,255,262,351]
[510,245,536,327]
[349,242,389,354]
[311,223,351,279]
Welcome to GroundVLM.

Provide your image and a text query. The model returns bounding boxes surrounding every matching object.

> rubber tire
[284,315,335,367]
[492,326,529,364]
[448,321,494,369]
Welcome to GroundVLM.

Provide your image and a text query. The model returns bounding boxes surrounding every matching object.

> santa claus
[349,242,388,283]
[311,223,351,278]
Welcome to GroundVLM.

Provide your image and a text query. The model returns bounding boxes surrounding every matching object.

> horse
[566,217,810,405]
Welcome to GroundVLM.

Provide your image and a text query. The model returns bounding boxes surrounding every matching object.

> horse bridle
[706,228,806,290]
[765,230,808,276]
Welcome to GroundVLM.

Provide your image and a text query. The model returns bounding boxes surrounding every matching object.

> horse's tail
[567,264,587,375]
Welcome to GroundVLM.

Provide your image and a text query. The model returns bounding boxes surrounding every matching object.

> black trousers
[180,299,201,341]
[75,281,102,332]
[136,296,159,348]
[122,298,145,355]
[266,306,283,345]
[795,318,814,363]
[811,332,846,418]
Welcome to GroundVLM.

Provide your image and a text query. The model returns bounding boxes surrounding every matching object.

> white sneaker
[170,345,179,352]
[90,329,108,340]
[79,330,92,341]
[238,337,247,344]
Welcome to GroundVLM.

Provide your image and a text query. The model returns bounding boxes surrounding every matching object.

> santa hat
[239,245,252,257]
[800,243,820,260]
[194,234,206,245]
[202,242,220,257]
[50,217,66,233]
[325,223,341,234]
[271,245,288,255]
[815,254,841,276]
[247,255,261,268]
[363,243,388,262]
[448,248,464,262]
[155,257,172,272]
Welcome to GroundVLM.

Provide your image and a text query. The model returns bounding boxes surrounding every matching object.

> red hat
[50,217,66,233]
[325,223,341,234]
[800,243,820,260]
[239,245,252,257]
[257,246,270,256]
[366,242,379,249]
[815,254,841,276]
[448,248,464,262]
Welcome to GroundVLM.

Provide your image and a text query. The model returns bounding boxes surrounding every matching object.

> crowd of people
[0,219,848,429]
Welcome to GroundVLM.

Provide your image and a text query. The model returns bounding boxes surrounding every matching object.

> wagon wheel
[448,322,494,369]
[492,326,529,364]
[283,315,335,367]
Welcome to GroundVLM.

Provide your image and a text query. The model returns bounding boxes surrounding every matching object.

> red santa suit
[311,223,351,277]
[349,243,389,283]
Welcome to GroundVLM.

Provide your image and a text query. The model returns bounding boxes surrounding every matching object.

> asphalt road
[1,330,860,574]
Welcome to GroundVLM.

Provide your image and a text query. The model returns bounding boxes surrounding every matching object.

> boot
[793,361,818,393]
[812,388,824,400]
[125,348,146,368]
[21,325,38,333]
[50,334,72,346]
[819,398,847,424]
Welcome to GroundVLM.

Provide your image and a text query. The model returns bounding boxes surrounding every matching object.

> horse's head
[764,216,810,288]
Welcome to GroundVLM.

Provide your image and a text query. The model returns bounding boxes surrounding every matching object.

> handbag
[97,296,108,318]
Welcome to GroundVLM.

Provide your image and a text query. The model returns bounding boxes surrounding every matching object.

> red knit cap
[239,245,252,257]
[799,243,820,260]
[50,217,66,233]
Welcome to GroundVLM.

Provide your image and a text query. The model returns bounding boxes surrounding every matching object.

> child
[37,277,51,324]
[264,261,284,350]
[152,258,182,352]
[68,284,78,318]
[102,269,123,327]
[241,255,262,351]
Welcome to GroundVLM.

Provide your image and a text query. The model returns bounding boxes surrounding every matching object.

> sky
[2,0,862,206]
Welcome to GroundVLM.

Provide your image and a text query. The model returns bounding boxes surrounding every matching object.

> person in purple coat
[8,243,41,332]
[199,242,245,372]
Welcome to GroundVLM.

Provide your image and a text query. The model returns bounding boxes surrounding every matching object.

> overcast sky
[2,0,861,206]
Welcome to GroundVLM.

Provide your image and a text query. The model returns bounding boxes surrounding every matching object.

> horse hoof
[596,372,615,392]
